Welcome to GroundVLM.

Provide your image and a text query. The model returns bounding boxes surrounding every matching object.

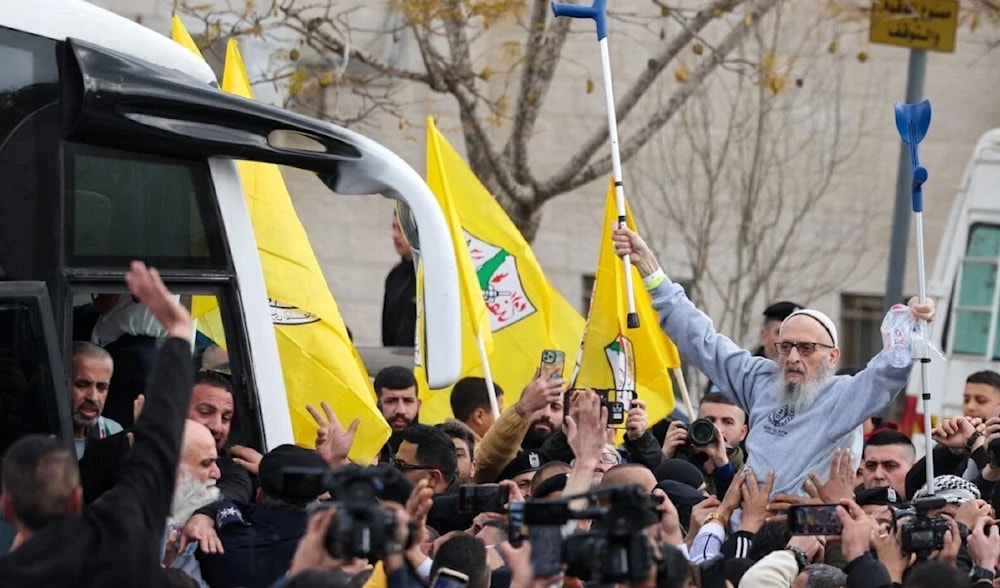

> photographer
[278,501,422,588]
[661,394,747,499]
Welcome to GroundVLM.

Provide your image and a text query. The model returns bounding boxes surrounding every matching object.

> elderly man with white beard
[164,420,221,586]
[612,227,936,498]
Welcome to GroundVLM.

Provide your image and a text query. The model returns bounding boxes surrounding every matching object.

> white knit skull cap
[783,309,838,348]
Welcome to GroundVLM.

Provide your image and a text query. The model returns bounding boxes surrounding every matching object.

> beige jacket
[472,406,530,484]
[738,550,798,587]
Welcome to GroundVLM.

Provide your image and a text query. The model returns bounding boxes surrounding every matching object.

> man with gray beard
[612,227,936,498]
[163,420,221,587]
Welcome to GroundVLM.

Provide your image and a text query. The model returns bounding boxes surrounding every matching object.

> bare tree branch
[545,0,783,197]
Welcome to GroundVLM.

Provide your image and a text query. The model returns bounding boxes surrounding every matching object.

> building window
[840,294,885,370]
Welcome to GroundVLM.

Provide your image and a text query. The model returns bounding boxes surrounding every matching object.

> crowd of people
[2,228,1000,588]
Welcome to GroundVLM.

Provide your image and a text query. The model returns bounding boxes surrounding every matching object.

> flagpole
[475,326,501,419]
[552,0,640,330]
[671,367,695,421]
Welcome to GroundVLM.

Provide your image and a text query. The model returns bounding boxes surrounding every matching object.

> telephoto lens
[687,419,718,446]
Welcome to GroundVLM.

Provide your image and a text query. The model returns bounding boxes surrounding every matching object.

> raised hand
[625,398,649,441]
[515,369,564,419]
[955,499,992,531]
[906,296,935,323]
[718,469,746,519]
[804,448,855,503]
[611,227,661,278]
[836,499,876,562]
[740,468,775,533]
[931,417,980,453]
[967,516,1000,570]
[307,401,359,467]
[565,389,608,463]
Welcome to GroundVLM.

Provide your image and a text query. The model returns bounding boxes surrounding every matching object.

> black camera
[282,464,401,560]
[687,418,718,446]
[897,496,950,558]
[522,484,662,583]
[988,438,1000,467]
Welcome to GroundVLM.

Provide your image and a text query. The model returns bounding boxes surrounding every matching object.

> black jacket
[844,553,893,588]
[382,260,416,347]
[905,444,990,500]
[537,428,664,471]
[198,502,307,588]
[0,337,194,587]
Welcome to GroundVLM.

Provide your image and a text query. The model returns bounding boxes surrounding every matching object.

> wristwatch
[785,546,809,572]
[969,565,995,582]
[966,431,983,451]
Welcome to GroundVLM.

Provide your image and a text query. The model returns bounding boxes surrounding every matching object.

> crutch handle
[551,0,608,40]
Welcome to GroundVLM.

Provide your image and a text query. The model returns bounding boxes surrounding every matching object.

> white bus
[906,128,1000,428]
[0,1,460,461]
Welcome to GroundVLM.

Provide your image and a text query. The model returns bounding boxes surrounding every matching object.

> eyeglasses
[390,458,436,473]
[600,451,621,466]
[774,341,834,357]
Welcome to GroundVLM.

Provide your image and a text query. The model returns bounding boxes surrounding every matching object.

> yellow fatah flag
[423,117,494,391]
[416,123,586,423]
[573,181,680,425]
[220,40,388,462]
[170,15,202,58]
[170,18,232,359]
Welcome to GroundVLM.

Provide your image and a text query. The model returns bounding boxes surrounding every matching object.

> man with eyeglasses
[392,424,458,495]
[612,227,935,498]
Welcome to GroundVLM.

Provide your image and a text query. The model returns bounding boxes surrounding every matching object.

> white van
[906,128,1000,424]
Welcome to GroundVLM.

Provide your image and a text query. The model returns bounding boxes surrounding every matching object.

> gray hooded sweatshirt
[649,279,911,497]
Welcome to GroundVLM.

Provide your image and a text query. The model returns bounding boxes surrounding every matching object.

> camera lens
[688,419,717,446]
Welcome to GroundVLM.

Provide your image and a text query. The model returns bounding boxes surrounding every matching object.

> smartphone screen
[787,504,843,536]
[508,501,525,547]
[539,349,565,382]
[528,526,563,577]
[457,484,508,514]
[522,499,571,526]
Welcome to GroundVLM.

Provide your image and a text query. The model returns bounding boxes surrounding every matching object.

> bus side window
[951,223,1000,358]
[71,290,261,450]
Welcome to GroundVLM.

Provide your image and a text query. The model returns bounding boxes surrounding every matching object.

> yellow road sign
[870,0,958,53]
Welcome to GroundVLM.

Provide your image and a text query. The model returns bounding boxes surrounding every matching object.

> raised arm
[91,262,195,531]
[612,227,769,412]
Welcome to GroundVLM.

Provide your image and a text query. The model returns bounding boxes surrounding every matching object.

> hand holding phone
[564,388,636,429]
[458,484,509,514]
[787,504,843,536]
[539,350,565,382]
